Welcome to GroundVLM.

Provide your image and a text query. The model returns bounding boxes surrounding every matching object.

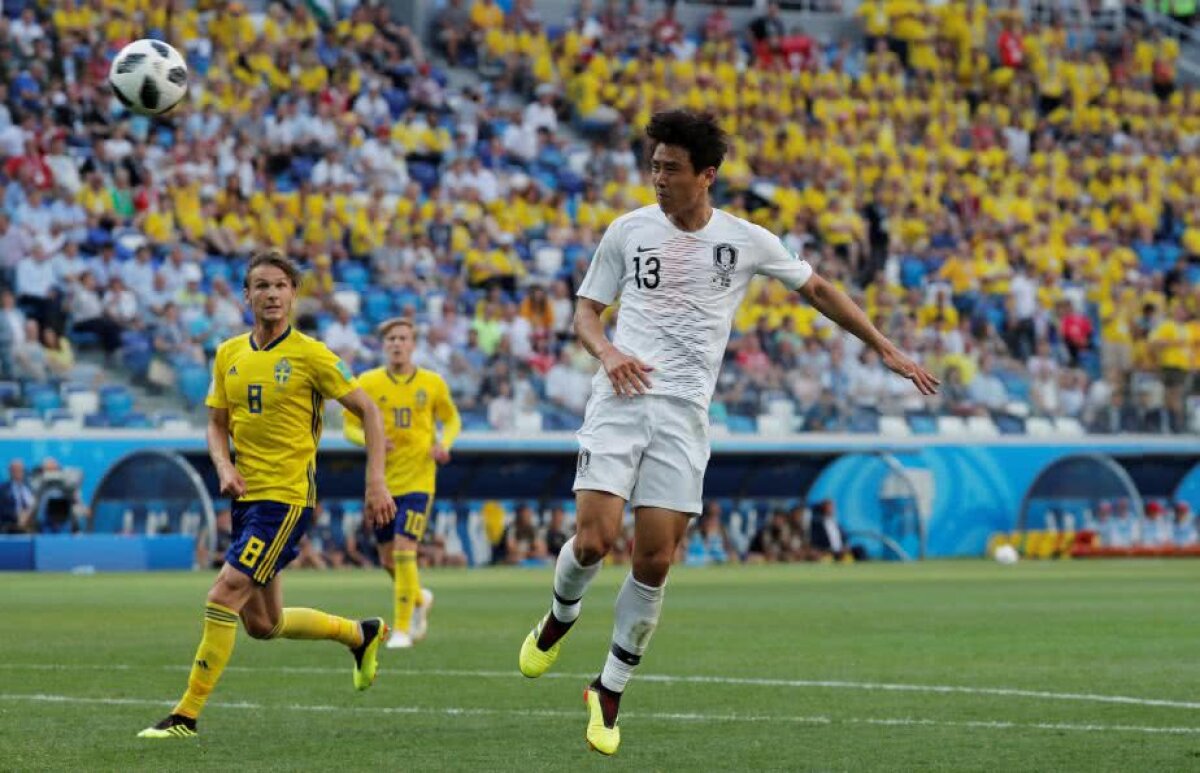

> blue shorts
[226,501,313,586]
[373,492,432,545]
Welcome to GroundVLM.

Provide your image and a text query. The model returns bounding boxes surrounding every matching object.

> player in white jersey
[516,110,939,755]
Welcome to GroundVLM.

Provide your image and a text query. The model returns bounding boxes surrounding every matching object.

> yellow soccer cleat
[137,714,197,739]
[583,685,620,756]
[351,617,389,691]
[518,614,567,678]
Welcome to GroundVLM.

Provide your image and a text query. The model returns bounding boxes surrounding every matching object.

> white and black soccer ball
[108,39,188,116]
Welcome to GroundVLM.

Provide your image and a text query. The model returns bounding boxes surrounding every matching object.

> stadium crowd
[0,0,1196,435]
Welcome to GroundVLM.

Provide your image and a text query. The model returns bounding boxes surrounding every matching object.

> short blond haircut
[376,317,416,338]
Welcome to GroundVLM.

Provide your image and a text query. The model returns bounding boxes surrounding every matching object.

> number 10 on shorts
[404,509,426,539]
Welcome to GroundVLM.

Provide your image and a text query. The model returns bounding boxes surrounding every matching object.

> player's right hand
[364,479,396,530]
[600,347,654,396]
[216,464,247,499]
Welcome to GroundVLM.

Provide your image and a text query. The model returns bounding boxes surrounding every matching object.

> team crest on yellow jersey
[415,389,428,409]
[274,358,292,385]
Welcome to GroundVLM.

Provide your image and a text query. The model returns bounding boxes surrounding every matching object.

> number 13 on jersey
[633,254,660,290]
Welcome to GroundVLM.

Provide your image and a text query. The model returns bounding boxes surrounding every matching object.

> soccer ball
[993,544,1019,565]
[108,39,188,116]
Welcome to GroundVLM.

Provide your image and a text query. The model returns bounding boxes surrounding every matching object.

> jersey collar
[385,366,419,384]
[249,325,292,352]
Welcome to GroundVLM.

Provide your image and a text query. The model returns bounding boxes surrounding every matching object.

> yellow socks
[394,549,419,634]
[269,607,362,647]
[173,602,239,720]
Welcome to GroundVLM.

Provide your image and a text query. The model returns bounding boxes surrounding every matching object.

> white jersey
[577,204,813,409]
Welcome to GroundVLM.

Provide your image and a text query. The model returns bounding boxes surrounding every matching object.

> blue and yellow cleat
[518,614,566,678]
[351,618,388,691]
[137,714,198,739]
[583,684,620,755]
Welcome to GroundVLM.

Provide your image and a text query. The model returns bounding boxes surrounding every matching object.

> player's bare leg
[519,489,623,678]
[237,574,284,639]
[584,506,689,755]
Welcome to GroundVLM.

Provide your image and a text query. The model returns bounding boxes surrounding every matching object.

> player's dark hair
[377,317,416,338]
[244,249,300,289]
[645,110,729,173]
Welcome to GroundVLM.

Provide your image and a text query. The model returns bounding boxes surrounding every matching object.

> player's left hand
[364,479,396,529]
[880,346,940,396]
[430,444,451,464]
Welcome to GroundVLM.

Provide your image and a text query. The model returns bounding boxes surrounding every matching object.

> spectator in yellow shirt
[470,0,505,34]
[1150,303,1194,422]
[296,253,336,324]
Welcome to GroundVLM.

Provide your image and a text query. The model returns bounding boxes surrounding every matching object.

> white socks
[600,574,664,693]
[551,536,601,623]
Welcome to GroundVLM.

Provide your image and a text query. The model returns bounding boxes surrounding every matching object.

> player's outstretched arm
[206,407,246,499]
[338,388,397,529]
[798,274,940,395]
[575,297,654,396]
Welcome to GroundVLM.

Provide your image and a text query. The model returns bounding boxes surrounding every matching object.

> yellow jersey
[206,326,358,507]
[1150,319,1193,370]
[343,367,462,497]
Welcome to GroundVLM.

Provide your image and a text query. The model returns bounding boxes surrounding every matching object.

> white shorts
[572,393,711,514]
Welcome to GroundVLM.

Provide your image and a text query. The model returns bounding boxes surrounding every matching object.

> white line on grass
[4,662,1200,711]
[1,693,1199,736]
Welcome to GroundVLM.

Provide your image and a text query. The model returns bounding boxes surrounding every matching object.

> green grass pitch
[2,561,1199,771]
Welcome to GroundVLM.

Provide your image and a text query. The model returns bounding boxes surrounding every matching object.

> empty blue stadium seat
[393,289,422,313]
[100,387,135,423]
[8,408,39,426]
[46,409,76,425]
[543,410,582,432]
[461,410,489,431]
[71,330,101,349]
[363,289,393,324]
[993,413,1026,435]
[335,261,370,292]
[83,413,108,428]
[27,387,62,414]
[900,257,927,289]
[121,344,153,379]
[997,371,1031,401]
[0,381,20,405]
[121,412,153,428]
[905,411,938,435]
[727,415,757,434]
[177,365,211,409]
[203,258,232,284]
[847,406,881,434]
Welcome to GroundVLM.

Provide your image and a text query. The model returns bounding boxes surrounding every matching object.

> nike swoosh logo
[635,246,655,253]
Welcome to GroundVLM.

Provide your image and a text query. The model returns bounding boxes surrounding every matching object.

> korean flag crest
[711,243,739,288]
